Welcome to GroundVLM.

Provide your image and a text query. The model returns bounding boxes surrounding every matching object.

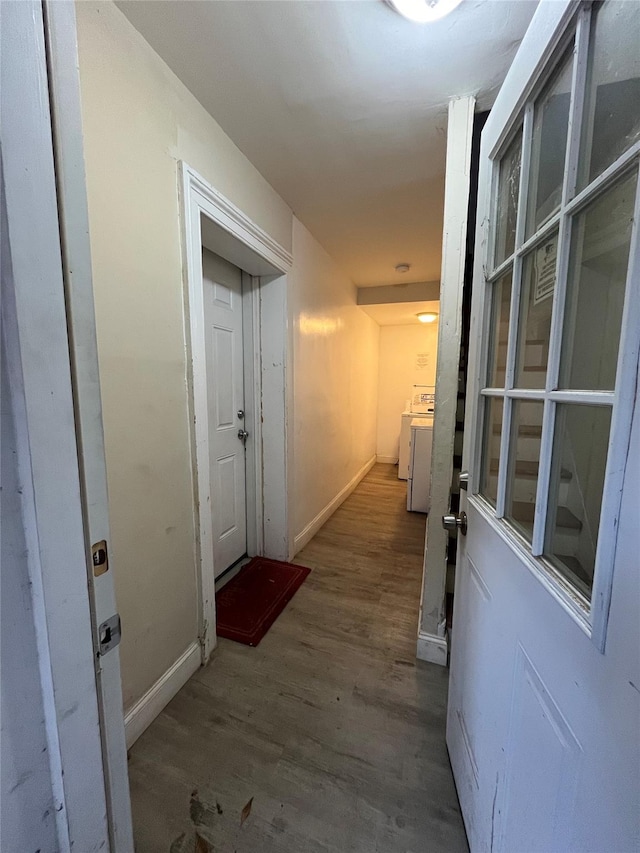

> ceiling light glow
[387,0,464,24]
[417,312,438,323]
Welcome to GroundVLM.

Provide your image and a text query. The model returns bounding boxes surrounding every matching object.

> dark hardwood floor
[128,463,468,852]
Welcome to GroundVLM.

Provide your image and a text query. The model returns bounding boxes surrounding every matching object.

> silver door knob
[237,409,245,420]
[237,429,249,443]
[442,511,467,536]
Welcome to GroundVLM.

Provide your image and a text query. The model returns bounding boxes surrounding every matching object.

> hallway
[128,464,468,852]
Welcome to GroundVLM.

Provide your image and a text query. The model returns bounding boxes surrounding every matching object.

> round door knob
[442,511,467,536]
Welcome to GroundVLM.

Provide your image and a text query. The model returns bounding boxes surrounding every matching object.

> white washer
[398,406,434,480]
[407,417,434,513]
[398,411,414,480]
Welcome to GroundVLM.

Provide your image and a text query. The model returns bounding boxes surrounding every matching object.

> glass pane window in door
[487,269,513,388]
[559,170,637,391]
[494,132,522,267]
[479,396,504,508]
[544,404,612,600]
[504,400,544,543]
[515,234,557,388]
[578,0,640,191]
[526,52,573,236]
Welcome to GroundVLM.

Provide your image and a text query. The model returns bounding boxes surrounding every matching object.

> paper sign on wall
[533,235,558,304]
[416,352,430,370]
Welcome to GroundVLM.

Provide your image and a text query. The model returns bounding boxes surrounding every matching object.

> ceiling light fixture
[387,0,464,24]
[417,312,438,323]
[395,263,411,273]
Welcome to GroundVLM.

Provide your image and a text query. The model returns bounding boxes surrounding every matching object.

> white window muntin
[472,1,640,649]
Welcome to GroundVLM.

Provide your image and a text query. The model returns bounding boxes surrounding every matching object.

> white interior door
[203,249,248,577]
[448,2,640,851]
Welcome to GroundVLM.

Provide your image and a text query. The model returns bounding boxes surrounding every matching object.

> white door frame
[2,1,131,849]
[43,2,133,847]
[180,163,293,662]
[417,95,476,665]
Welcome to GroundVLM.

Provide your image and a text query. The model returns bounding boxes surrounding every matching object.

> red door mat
[215,556,311,646]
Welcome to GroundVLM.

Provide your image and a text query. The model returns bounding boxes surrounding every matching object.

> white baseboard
[293,455,376,554]
[376,455,398,464]
[416,630,448,667]
[124,641,201,748]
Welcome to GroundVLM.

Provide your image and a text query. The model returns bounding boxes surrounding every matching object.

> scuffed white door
[447,1,640,850]
[203,250,248,577]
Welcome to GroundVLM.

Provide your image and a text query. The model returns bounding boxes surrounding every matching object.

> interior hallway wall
[76,0,293,711]
[291,219,380,548]
[376,323,438,463]
[76,1,380,716]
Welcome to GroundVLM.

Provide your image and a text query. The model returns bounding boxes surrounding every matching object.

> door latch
[92,539,109,577]
[98,614,121,655]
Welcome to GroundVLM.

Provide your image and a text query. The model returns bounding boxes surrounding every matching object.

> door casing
[181,163,293,662]
[2,1,133,848]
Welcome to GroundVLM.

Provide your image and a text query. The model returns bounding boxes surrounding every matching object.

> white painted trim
[486,0,577,160]
[180,162,291,663]
[468,495,591,636]
[42,3,134,847]
[419,96,476,641]
[293,456,377,554]
[416,631,448,667]
[124,643,201,749]
[187,164,292,273]
[376,455,398,465]
[468,1,640,648]
[242,271,260,558]
[1,2,111,847]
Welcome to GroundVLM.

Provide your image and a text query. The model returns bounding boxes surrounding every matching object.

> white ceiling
[118,0,537,286]
[360,299,440,326]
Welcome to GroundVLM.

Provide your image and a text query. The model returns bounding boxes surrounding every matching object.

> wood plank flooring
[128,463,468,852]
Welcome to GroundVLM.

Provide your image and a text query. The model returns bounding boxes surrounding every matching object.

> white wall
[291,219,379,545]
[376,323,439,462]
[75,1,294,711]
[76,1,380,716]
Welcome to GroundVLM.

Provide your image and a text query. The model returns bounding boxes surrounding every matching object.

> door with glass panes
[447,1,640,850]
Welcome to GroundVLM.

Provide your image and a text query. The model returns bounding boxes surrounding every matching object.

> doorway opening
[181,163,293,663]
[357,286,440,519]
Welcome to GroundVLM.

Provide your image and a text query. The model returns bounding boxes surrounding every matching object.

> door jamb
[241,269,261,559]
[180,163,293,663]
[417,96,476,665]
[2,1,117,847]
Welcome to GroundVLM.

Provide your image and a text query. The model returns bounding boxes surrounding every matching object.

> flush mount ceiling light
[417,312,439,323]
[395,263,411,273]
[387,0,464,24]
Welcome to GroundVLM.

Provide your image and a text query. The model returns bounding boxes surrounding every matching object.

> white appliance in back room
[407,417,434,513]
[398,385,435,480]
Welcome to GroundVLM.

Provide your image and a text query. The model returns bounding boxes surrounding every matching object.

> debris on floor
[195,832,214,853]
[167,789,219,851]
[190,789,221,829]
[240,797,253,827]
